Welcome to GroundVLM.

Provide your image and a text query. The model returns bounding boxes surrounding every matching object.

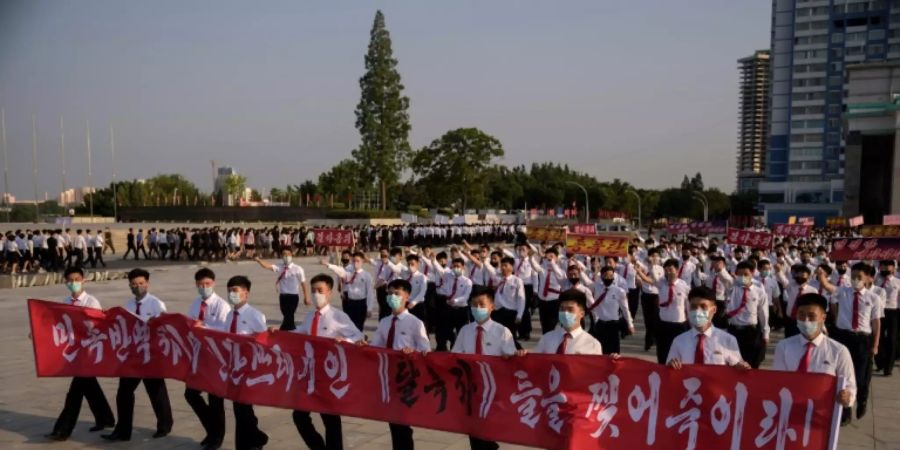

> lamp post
[565,181,589,223]
[693,191,709,222]
[173,188,179,206]
[626,189,642,231]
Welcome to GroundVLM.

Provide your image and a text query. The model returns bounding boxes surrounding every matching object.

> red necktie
[882,277,889,289]
[790,286,803,319]
[677,264,685,279]
[542,266,553,297]
[556,332,572,354]
[346,270,359,285]
[449,277,458,300]
[623,265,629,280]
[230,310,239,333]
[712,276,718,296]
[69,297,77,305]
[660,283,675,307]
[852,291,860,330]
[695,333,706,365]
[727,287,749,318]
[797,342,814,373]
[469,264,477,279]
[475,326,484,355]
[589,288,608,312]
[276,266,289,287]
[311,311,321,337]
[386,316,398,349]
[135,301,142,316]
[198,301,207,321]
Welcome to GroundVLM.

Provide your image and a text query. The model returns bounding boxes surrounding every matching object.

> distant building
[214,166,247,206]
[1,193,14,204]
[58,187,95,206]
[737,50,770,193]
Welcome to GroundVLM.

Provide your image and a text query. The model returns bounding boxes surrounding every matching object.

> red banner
[569,224,597,234]
[773,224,812,238]
[725,228,774,249]
[667,221,727,235]
[28,299,841,450]
[848,216,864,228]
[314,229,354,247]
[829,237,900,260]
[566,233,630,257]
[526,226,567,243]
[860,225,900,237]
[884,214,900,226]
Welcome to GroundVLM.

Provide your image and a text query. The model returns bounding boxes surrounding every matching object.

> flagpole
[60,116,66,203]
[1,108,9,222]
[110,125,117,220]
[31,114,40,219]
[86,120,93,220]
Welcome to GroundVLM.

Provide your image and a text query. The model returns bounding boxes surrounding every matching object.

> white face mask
[283,255,293,265]
[852,279,866,291]
[313,292,329,308]
[797,319,820,339]
[227,291,242,306]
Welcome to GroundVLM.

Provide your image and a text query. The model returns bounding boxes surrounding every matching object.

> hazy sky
[0,0,770,201]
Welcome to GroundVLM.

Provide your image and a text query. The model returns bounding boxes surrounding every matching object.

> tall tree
[412,128,503,211]
[352,10,412,210]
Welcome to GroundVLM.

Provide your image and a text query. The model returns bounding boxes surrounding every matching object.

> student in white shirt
[726,261,770,369]
[452,286,522,450]
[638,247,664,352]
[254,248,309,331]
[223,276,269,450]
[103,269,173,442]
[875,260,899,377]
[361,279,430,450]
[531,289,604,355]
[667,286,748,369]
[184,268,230,450]
[774,263,821,338]
[587,266,633,355]
[636,258,691,364]
[46,267,115,441]
[482,256,526,343]
[773,293,855,426]
[322,251,377,332]
[291,274,363,450]
[433,257,474,351]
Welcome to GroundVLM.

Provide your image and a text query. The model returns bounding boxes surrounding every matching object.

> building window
[868,44,884,55]
[826,132,840,144]
[832,33,845,44]
[869,29,886,40]
[832,48,844,58]
[828,118,841,129]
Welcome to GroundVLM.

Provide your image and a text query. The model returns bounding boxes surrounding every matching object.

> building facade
[737,50,771,193]
[761,0,900,225]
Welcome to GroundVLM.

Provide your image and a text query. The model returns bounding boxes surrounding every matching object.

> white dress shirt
[272,263,306,295]
[63,291,102,310]
[676,260,697,284]
[533,326,603,355]
[588,284,632,327]
[437,273,474,308]
[296,304,364,342]
[370,310,430,352]
[641,264,664,294]
[773,333,857,406]
[831,287,880,334]
[875,274,899,310]
[667,326,742,365]
[451,319,517,356]
[490,273,526,319]
[726,283,771,340]
[327,264,376,311]
[780,281,822,319]
[187,292,232,331]
[655,278,691,323]
[616,262,637,290]
[531,258,565,300]
[757,274,782,306]
[226,303,267,335]
[697,269,734,301]
[125,293,167,322]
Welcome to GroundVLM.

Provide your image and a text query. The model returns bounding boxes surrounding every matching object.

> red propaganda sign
[667,223,691,234]
[848,215,864,227]
[667,221,727,235]
[830,237,900,260]
[28,299,840,450]
[860,225,900,237]
[569,224,596,234]
[314,229,354,247]
[565,233,630,257]
[773,224,812,238]
[884,214,900,226]
[726,228,774,248]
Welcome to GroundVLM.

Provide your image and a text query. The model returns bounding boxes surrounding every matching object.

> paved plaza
[0,256,898,449]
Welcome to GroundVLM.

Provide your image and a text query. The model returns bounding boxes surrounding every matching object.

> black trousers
[293,410,342,450]
[537,299,560,334]
[727,324,764,368]
[654,321,688,364]
[377,285,390,320]
[517,284,535,340]
[388,423,413,450]
[834,330,873,414]
[424,282,438,333]
[279,293,300,331]
[86,247,95,268]
[184,388,224,445]
[408,301,426,324]
[627,288,641,321]
[469,436,499,450]
[93,247,105,267]
[52,377,115,437]
[436,300,469,351]
[233,402,268,450]
[640,293,660,350]
[591,320,621,355]
[123,244,138,260]
[877,308,899,375]
[112,377,172,439]
[491,308,520,346]
[343,298,368,332]
[783,318,799,338]
[712,300,728,329]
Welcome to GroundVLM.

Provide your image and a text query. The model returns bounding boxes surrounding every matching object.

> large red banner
[773,224,812,238]
[726,228,774,249]
[667,221,727,235]
[569,224,597,234]
[314,229,355,247]
[28,299,841,450]
[829,237,900,260]
[566,233,630,257]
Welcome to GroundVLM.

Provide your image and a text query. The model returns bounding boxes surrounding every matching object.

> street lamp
[173,188,179,206]
[626,189,642,231]
[565,181,589,223]
[692,191,709,222]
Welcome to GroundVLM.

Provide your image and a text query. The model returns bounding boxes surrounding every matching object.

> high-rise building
[760,0,899,225]
[737,50,771,193]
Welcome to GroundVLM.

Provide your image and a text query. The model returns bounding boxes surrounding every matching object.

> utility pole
[31,115,40,219]
[1,109,9,222]
[60,117,66,201]
[110,125,117,220]
[86,120,93,220]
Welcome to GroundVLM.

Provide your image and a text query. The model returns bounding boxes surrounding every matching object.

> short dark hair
[310,274,333,289]
[600,266,615,276]
[451,257,466,266]
[63,266,84,278]
[500,256,515,266]
[736,261,753,272]
[194,268,216,281]
[127,268,150,282]
[817,263,833,276]
[406,254,420,263]
[851,262,871,275]
[558,288,587,311]
[688,286,716,303]
[227,275,252,291]
[796,293,828,312]
[469,286,495,304]
[387,279,412,294]
[663,258,680,269]
[881,260,897,267]
[791,264,811,275]
[544,247,559,256]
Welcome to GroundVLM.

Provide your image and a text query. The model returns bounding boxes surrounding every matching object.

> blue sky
[0,0,770,200]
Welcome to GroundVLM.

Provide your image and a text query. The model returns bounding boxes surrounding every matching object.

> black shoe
[89,422,115,432]
[101,432,130,441]
[153,430,170,439]
[44,431,67,441]
[856,401,867,420]
[200,435,210,446]
[840,410,851,426]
